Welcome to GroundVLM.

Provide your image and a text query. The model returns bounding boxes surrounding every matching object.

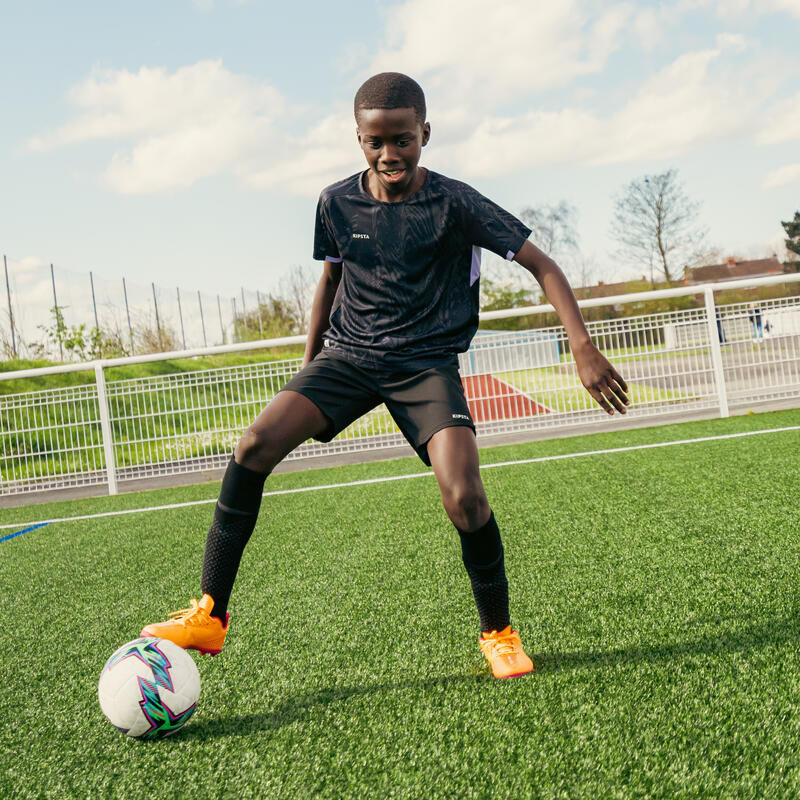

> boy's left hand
[573,342,629,415]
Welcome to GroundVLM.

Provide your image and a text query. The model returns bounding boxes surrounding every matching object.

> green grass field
[2,409,800,799]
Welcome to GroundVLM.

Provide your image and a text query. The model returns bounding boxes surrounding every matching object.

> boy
[142,73,629,679]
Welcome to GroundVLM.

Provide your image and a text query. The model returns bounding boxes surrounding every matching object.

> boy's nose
[379,144,401,164]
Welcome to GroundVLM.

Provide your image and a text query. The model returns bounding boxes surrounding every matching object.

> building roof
[684,256,783,284]
[573,278,651,299]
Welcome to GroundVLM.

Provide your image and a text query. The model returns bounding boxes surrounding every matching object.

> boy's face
[356,107,430,198]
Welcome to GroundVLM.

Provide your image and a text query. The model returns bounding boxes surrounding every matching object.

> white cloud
[245,113,364,197]
[28,60,285,194]
[757,91,800,144]
[433,41,761,177]
[29,60,282,149]
[23,5,789,199]
[762,163,800,188]
[368,0,631,103]
[716,0,800,16]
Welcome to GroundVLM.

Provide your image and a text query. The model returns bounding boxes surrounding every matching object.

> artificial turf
[1,410,799,798]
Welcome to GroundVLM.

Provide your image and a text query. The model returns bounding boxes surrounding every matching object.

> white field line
[1,425,798,532]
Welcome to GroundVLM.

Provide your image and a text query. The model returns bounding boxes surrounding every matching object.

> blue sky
[2,0,799,303]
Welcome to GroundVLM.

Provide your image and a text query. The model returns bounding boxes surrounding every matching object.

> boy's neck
[364,166,427,203]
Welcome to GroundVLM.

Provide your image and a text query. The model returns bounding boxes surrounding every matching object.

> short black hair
[354,72,426,125]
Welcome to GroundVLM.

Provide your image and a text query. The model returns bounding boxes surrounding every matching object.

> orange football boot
[140,594,228,656]
[479,625,534,679]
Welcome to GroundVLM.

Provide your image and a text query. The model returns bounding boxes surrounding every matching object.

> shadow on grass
[534,614,800,673]
[182,673,489,740]
[181,615,800,740]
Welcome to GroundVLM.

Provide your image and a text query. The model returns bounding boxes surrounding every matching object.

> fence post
[122,277,135,355]
[704,286,729,418]
[51,263,63,361]
[176,287,186,350]
[3,255,16,357]
[95,362,118,495]
[90,271,99,328]
[152,282,162,349]
[198,291,207,347]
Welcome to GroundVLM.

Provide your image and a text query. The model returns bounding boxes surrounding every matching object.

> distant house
[570,255,791,302]
[573,277,652,300]
[683,255,784,285]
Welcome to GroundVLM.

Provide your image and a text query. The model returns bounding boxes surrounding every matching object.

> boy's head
[353,72,426,126]
[354,72,430,198]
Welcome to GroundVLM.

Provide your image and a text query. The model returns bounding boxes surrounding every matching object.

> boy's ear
[422,122,431,146]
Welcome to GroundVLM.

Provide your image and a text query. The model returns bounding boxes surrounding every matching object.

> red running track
[461,374,549,423]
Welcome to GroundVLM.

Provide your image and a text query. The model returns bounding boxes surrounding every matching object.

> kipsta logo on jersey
[352,233,370,239]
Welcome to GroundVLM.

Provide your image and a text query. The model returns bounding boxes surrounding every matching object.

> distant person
[141,72,629,680]
[748,303,763,339]
[716,307,726,344]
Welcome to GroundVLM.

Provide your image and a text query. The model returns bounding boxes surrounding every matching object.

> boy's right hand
[573,341,629,415]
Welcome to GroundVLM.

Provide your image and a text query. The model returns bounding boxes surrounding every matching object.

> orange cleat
[479,626,534,679]
[141,594,228,656]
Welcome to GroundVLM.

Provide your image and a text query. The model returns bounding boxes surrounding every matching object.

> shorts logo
[452,413,470,420]
[352,233,370,239]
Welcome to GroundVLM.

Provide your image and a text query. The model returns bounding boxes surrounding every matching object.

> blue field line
[1,423,798,537]
[0,521,51,544]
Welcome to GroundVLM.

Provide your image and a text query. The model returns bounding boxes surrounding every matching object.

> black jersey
[313,169,531,371]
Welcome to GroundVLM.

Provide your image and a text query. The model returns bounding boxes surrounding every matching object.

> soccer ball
[98,637,200,739]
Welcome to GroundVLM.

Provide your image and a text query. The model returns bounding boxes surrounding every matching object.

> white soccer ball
[98,637,200,739]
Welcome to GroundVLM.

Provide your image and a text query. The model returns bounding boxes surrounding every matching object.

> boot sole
[139,630,224,656]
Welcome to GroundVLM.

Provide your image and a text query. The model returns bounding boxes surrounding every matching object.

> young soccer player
[142,73,629,679]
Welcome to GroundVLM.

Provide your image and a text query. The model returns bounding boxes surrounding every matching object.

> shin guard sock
[457,511,511,634]
[201,455,267,621]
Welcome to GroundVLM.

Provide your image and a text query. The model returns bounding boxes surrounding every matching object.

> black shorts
[280,350,475,465]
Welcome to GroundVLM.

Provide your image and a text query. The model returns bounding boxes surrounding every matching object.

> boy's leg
[427,426,532,677]
[200,390,329,619]
[142,390,328,651]
[427,426,507,632]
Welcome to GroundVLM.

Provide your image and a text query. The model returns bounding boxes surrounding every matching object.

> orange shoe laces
[484,630,519,657]
[167,599,211,627]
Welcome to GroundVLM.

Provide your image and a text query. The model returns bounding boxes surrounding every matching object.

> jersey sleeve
[312,197,343,262]
[460,186,531,260]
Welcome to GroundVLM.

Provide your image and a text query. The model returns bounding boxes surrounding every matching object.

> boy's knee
[442,480,489,530]
[235,427,282,474]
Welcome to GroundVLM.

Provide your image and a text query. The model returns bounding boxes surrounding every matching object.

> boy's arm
[513,240,629,415]
[302,260,342,368]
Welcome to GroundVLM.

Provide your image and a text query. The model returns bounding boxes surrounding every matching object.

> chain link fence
[1,255,311,360]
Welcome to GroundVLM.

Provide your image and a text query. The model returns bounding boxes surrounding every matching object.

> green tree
[34,305,132,361]
[782,211,800,259]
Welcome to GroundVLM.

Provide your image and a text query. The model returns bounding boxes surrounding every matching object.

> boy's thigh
[279,351,381,442]
[381,361,475,465]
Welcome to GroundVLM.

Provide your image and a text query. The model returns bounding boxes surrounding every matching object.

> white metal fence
[2,275,799,497]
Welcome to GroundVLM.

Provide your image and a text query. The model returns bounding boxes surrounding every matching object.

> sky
[2,0,799,308]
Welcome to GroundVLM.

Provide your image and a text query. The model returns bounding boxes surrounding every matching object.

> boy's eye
[396,140,410,147]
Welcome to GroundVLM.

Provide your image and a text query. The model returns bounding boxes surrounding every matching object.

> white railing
[2,275,799,497]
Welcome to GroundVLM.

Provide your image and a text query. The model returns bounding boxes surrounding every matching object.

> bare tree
[611,169,707,285]
[519,201,580,277]
[279,265,316,330]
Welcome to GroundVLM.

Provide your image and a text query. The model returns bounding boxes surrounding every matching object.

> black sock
[457,511,511,634]
[201,455,267,622]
